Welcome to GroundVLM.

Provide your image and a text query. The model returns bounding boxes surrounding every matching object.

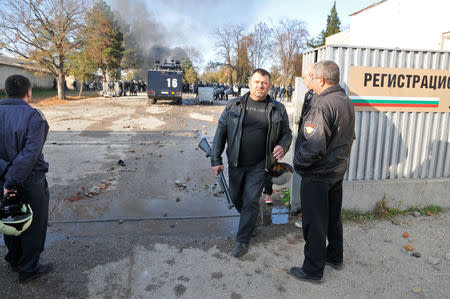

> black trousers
[300,177,343,277]
[4,173,49,274]
[229,160,267,243]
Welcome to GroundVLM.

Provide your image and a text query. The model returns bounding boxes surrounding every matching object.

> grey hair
[314,60,340,85]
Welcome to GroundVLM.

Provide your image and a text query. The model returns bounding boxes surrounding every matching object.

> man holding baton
[210,69,292,258]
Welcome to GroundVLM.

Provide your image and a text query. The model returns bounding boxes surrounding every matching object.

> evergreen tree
[307,1,341,48]
[181,58,199,85]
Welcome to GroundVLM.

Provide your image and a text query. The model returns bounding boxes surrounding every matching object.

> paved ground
[0,94,448,298]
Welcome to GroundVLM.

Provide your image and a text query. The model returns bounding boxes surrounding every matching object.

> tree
[272,19,309,88]
[236,36,251,84]
[84,1,125,82]
[181,58,199,85]
[68,48,96,97]
[0,0,91,100]
[247,22,272,69]
[308,1,341,48]
[214,25,245,85]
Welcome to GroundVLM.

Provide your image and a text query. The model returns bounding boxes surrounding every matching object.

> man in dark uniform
[290,61,355,284]
[211,69,292,258]
[0,75,52,283]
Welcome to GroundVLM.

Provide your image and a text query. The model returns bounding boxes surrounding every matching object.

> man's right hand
[212,165,224,177]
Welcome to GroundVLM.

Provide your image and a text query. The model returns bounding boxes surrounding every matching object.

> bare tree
[272,19,309,87]
[247,22,272,69]
[0,0,90,99]
[214,24,245,85]
[183,46,202,71]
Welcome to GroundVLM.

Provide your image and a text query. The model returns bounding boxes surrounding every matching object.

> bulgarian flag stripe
[349,96,439,107]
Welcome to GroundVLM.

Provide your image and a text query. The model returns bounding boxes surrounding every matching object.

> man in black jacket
[0,75,52,283]
[211,69,292,258]
[290,61,355,283]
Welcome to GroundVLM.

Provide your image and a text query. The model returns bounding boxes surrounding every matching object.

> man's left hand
[273,145,285,160]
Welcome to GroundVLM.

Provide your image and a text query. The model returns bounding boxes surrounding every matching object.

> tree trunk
[78,80,84,97]
[57,74,66,100]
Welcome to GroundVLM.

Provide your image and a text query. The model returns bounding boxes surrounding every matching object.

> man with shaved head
[290,61,355,284]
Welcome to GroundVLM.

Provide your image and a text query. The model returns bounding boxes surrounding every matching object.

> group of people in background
[269,85,294,102]
[117,80,146,96]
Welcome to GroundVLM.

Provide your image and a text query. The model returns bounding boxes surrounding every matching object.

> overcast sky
[107,0,377,69]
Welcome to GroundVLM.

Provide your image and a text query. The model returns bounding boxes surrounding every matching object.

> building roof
[349,0,387,16]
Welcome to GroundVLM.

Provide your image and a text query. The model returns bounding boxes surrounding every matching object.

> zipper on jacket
[265,104,273,171]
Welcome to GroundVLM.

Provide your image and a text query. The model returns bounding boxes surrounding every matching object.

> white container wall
[300,45,450,181]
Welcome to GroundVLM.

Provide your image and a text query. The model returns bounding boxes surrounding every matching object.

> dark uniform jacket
[294,85,355,181]
[0,98,49,190]
[211,92,292,170]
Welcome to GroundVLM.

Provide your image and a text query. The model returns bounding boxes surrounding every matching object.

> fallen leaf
[403,232,409,238]
[426,211,433,216]
[185,177,191,182]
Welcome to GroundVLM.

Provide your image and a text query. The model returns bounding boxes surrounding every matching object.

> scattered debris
[63,195,84,202]
[118,220,124,224]
[427,256,440,265]
[412,252,421,258]
[403,244,414,251]
[176,198,181,202]
[402,232,409,238]
[117,159,126,166]
[411,287,422,294]
[203,184,209,190]
[170,224,176,228]
[163,213,168,217]
[391,220,402,226]
[185,177,191,182]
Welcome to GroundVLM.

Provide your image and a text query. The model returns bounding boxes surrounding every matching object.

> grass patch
[281,189,290,206]
[341,200,443,222]
[32,89,100,100]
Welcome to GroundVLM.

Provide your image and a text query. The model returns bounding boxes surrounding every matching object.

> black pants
[229,160,267,243]
[4,173,49,274]
[300,177,343,277]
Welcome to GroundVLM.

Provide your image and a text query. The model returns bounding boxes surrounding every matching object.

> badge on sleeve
[304,121,318,139]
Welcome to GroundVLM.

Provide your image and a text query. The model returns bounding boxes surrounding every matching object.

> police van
[147,59,183,105]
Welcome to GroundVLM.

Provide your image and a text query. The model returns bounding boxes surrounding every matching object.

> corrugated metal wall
[301,45,450,181]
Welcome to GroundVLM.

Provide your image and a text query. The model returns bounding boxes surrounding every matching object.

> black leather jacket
[211,92,292,170]
[294,85,355,181]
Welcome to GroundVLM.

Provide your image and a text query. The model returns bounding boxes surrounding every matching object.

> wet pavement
[37,93,293,227]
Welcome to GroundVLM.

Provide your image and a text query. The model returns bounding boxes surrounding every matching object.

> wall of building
[348,0,450,50]
[290,45,450,212]
[0,64,54,90]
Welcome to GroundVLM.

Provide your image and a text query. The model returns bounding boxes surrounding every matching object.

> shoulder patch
[33,108,47,121]
[303,121,318,139]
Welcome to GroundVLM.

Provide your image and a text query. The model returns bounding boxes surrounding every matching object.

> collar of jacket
[317,84,344,98]
[0,98,29,106]
[236,92,278,109]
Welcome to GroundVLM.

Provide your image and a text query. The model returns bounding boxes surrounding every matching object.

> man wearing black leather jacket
[290,61,355,284]
[211,69,292,258]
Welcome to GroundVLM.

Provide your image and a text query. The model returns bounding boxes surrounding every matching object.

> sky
[108,0,377,70]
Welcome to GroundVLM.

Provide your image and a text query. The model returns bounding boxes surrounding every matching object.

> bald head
[301,63,315,90]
